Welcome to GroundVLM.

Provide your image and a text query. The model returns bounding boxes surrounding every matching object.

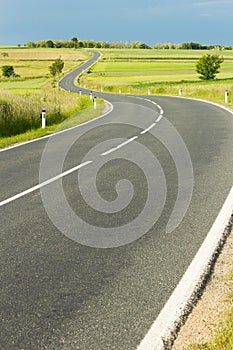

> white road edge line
[174,95,233,115]
[0,161,92,207]
[137,185,233,350]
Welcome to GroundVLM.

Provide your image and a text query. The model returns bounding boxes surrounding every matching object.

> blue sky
[0,0,233,46]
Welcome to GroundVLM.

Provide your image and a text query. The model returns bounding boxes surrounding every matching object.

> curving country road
[0,52,233,349]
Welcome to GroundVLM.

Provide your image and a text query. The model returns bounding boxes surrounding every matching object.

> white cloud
[191,0,233,19]
[192,0,233,6]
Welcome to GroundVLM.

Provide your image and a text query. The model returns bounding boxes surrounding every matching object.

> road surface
[0,53,233,349]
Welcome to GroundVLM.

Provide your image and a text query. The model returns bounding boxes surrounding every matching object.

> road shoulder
[172,218,233,349]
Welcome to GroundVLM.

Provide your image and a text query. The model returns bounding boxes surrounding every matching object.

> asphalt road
[0,54,233,350]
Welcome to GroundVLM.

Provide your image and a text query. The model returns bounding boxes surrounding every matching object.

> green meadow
[88,60,233,81]
[98,48,233,60]
[80,48,233,107]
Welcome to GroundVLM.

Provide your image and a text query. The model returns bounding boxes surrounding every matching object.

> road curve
[0,52,233,350]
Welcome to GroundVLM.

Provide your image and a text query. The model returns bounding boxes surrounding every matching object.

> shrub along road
[0,54,233,349]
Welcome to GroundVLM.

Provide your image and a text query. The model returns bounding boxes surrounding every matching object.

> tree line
[26,38,233,50]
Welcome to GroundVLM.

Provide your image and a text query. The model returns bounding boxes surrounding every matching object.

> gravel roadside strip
[172,215,233,349]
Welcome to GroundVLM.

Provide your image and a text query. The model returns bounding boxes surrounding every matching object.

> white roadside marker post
[41,109,46,129]
[93,96,97,109]
[148,88,151,95]
[179,88,182,96]
[225,90,229,103]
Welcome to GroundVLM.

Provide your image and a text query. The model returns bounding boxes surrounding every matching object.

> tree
[71,37,78,48]
[2,52,8,58]
[49,57,64,81]
[139,42,151,49]
[95,42,102,48]
[49,64,57,80]
[196,54,224,80]
[46,40,54,48]
[181,42,192,49]
[2,65,16,77]
[78,40,84,48]
[87,41,95,48]
[27,41,36,48]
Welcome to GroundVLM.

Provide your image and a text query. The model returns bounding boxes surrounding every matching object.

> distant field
[81,49,233,89]
[77,48,233,108]
[99,48,233,60]
[0,47,89,91]
[88,61,201,83]
[85,60,233,86]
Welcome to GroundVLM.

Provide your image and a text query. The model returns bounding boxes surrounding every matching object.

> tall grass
[0,48,106,145]
[0,88,93,137]
[0,99,105,149]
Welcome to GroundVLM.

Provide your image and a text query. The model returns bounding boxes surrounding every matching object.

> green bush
[2,65,16,77]
[196,54,224,80]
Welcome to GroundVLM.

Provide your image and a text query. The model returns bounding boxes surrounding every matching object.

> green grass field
[99,48,233,60]
[79,49,233,108]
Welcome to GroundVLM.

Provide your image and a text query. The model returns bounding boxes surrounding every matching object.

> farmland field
[80,49,233,89]
[98,48,233,60]
[0,47,90,92]
[0,47,100,145]
[77,48,233,107]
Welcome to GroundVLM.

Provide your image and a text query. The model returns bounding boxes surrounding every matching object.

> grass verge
[0,99,105,149]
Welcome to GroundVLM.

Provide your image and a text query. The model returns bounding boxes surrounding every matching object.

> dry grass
[0,88,93,137]
[0,48,90,87]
